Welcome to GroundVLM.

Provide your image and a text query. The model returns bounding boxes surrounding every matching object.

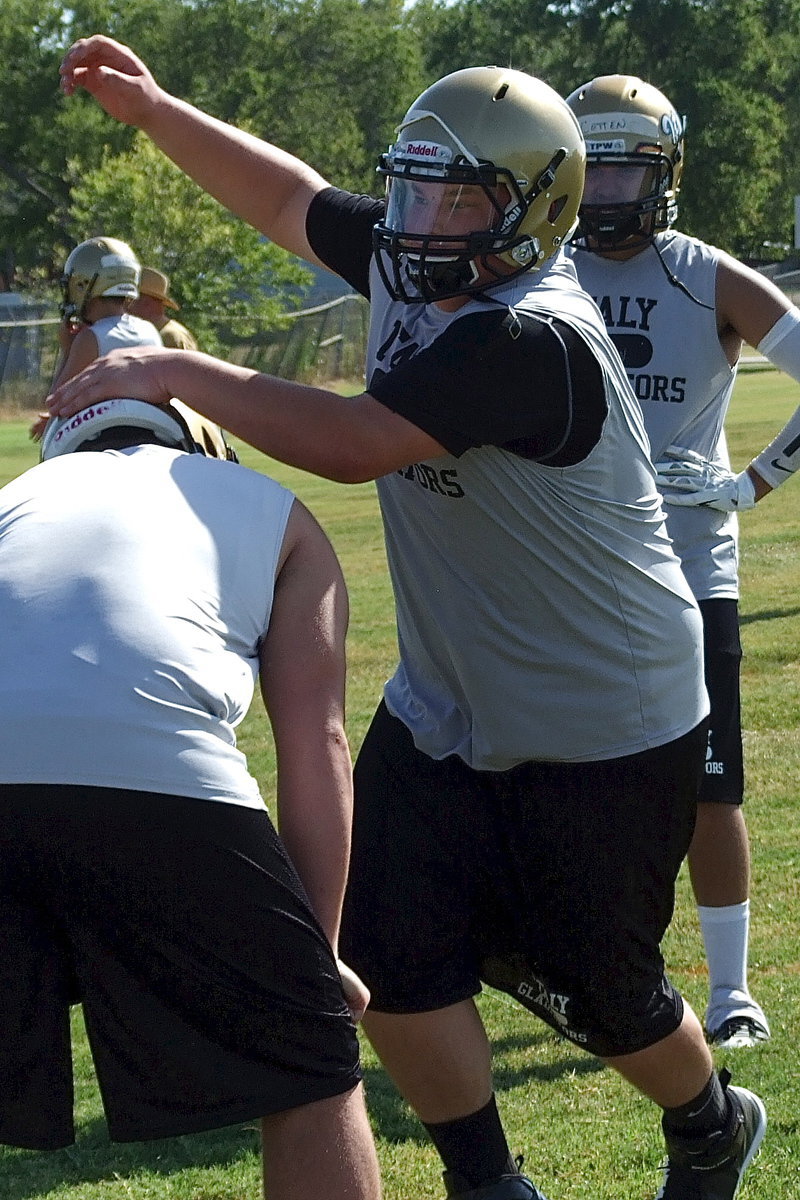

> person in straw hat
[132,266,199,350]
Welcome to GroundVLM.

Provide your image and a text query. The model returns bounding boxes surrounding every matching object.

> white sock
[698,900,750,997]
[697,901,768,1030]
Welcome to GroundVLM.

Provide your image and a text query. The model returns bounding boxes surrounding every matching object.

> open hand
[46,346,177,420]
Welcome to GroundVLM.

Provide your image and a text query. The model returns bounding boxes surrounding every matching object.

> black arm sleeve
[306,187,384,298]
[367,307,607,464]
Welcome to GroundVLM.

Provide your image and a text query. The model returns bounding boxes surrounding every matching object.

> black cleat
[443,1167,549,1199]
[656,1072,767,1199]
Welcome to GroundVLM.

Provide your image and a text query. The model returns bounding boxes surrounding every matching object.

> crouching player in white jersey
[0,398,381,1200]
[566,75,800,1054]
[49,36,766,1200]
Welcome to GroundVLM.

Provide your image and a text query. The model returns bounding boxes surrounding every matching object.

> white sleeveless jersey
[367,252,707,769]
[567,232,738,600]
[90,312,163,353]
[0,446,293,806]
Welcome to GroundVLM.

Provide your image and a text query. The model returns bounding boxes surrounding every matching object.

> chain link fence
[0,292,369,414]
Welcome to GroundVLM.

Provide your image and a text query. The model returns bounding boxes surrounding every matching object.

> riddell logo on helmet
[52,402,114,443]
[402,141,451,161]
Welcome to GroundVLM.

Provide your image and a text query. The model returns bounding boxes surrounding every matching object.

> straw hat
[138,267,180,310]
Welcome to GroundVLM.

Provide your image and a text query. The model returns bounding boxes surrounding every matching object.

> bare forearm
[46,345,446,480]
[159,350,385,480]
[276,733,353,950]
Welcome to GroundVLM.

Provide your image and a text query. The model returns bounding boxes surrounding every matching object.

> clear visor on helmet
[573,148,674,252]
[582,160,664,206]
[384,177,509,252]
[580,143,672,208]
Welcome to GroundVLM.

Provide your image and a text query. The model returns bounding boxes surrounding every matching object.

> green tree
[167,0,424,194]
[406,0,568,87]
[68,133,312,355]
[1,0,425,288]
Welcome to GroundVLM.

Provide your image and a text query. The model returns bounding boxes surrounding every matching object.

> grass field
[1,369,798,1199]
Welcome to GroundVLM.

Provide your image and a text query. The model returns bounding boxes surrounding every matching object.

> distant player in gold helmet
[31,237,162,441]
[56,236,163,384]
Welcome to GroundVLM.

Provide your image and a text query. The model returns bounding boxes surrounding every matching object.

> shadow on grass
[0,1118,260,1200]
[740,605,800,625]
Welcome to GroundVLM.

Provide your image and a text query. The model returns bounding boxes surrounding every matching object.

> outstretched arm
[45,345,446,482]
[60,36,330,265]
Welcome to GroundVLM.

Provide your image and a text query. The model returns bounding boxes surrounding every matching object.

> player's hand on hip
[46,346,176,418]
[653,443,757,510]
[60,35,162,127]
[336,959,371,1024]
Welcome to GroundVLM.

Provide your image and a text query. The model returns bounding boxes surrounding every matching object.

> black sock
[662,1070,731,1142]
[423,1094,516,1188]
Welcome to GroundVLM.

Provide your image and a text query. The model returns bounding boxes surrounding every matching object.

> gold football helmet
[565,75,685,251]
[60,236,141,322]
[373,66,586,302]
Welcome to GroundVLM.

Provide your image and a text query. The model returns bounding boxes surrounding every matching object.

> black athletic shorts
[340,702,707,1059]
[699,598,744,805]
[0,784,361,1151]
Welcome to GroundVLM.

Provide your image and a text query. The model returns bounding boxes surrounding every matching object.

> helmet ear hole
[547,195,568,224]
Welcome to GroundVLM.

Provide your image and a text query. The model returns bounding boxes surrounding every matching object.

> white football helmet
[41,398,237,462]
[565,75,685,251]
[60,237,141,322]
[373,66,586,302]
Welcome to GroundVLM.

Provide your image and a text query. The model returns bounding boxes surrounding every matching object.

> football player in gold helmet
[50,38,767,1200]
[31,237,162,441]
[55,236,163,384]
[567,73,800,1070]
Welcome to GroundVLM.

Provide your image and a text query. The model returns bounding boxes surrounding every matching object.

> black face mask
[572,202,656,253]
